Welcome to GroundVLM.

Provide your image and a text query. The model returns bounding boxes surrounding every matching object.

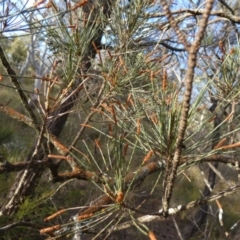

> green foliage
[8,38,27,67]
[16,192,55,222]
[0,36,28,73]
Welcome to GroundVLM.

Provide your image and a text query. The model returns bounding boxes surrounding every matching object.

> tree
[1,0,240,239]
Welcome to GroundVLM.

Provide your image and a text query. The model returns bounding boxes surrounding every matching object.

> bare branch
[160,0,190,50]
[146,9,240,24]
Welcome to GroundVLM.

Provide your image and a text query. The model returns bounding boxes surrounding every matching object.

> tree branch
[0,44,39,132]
[161,0,215,217]
[146,9,240,24]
